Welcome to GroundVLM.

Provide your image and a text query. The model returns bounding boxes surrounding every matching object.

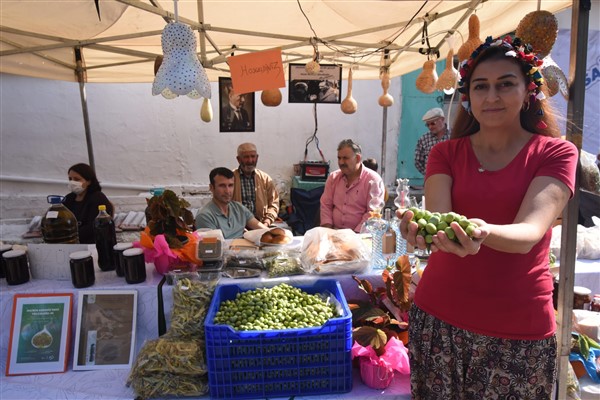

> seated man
[232,142,280,226]
[320,139,385,232]
[196,167,267,239]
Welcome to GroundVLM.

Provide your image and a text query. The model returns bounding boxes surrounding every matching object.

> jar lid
[123,247,144,257]
[3,249,26,258]
[0,244,13,252]
[573,286,592,295]
[70,250,92,260]
[113,242,133,251]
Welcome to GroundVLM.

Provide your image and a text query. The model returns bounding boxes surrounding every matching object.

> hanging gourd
[341,68,358,114]
[415,59,438,94]
[516,10,567,99]
[457,14,483,61]
[435,49,457,92]
[200,98,213,122]
[261,88,282,107]
[305,45,320,75]
[378,70,394,107]
[515,10,558,58]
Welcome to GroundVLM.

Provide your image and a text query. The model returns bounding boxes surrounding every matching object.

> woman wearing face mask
[63,163,114,244]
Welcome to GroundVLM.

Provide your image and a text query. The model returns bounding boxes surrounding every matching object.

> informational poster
[6,293,73,376]
[73,290,137,370]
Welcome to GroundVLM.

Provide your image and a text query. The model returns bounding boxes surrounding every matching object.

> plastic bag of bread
[243,227,293,246]
[300,227,370,275]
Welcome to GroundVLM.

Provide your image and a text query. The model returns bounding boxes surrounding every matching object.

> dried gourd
[457,14,483,61]
[200,98,212,122]
[515,10,558,58]
[305,60,320,75]
[415,59,438,94]
[340,68,358,114]
[261,88,282,107]
[378,71,394,107]
[435,49,457,92]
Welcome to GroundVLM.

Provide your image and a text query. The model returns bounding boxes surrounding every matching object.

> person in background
[220,83,252,132]
[63,163,113,244]
[398,36,578,399]
[317,80,339,103]
[196,167,267,239]
[362,158,378,172]
[320,139,384,232]
[363,158,389,202]
[233,143,280,226]
[414,107,450,176]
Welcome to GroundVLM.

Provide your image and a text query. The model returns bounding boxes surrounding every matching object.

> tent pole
[381,106,387,183]
[196,0,208,66]
[555,1,590,399]
[75,47,95,170]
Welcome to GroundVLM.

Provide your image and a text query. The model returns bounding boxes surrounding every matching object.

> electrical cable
[296,0,429,64]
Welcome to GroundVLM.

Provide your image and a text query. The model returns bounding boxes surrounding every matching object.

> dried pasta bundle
[168,278,216,339]
[127,278,216,398]
[127,339,209,398]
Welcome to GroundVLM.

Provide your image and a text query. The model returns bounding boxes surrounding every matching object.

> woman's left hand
[430,218,490,257]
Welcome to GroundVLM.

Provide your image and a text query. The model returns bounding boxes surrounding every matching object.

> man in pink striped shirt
[320,139,385,232]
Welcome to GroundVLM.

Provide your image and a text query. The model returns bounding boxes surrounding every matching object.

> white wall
[0,73,401,219]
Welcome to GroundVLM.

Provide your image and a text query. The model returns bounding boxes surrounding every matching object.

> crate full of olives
[204,280,353,399]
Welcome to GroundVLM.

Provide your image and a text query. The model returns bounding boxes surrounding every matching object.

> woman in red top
[399,36,578,399]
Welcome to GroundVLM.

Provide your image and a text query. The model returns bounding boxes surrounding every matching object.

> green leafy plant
[146,189,195,249]
[349,255,415,356]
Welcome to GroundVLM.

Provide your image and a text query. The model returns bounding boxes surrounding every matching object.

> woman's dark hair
[452,44,560,139]
[68,163,102,193]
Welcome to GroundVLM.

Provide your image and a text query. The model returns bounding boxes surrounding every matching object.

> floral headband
[458,36,545,112]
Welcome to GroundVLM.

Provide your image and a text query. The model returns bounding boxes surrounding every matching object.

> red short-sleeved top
[414,134,578,340]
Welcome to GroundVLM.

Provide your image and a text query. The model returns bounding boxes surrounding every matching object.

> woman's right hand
[397,209,428,250]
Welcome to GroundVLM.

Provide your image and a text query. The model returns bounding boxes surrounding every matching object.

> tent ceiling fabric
[0,0,571,83]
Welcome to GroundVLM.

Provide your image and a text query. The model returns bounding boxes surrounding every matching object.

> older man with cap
[414,107,450,176]
[233,143,280,226]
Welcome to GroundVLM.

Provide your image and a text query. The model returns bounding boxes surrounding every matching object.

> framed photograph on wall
[6,293,73,376]
[73,290,137,370]
[288,63,342,104]
[219,77,255,132]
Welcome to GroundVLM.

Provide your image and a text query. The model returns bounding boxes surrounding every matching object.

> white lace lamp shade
[152,22,211,100]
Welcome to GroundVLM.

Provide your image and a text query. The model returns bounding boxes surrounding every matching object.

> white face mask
[68,181,85,195]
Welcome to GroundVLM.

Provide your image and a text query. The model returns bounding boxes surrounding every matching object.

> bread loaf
[261,227,290,244]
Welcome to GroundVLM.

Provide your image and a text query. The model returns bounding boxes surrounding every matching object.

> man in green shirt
[196,167,267,239]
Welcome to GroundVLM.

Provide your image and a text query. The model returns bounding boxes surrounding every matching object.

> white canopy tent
[1,0,573,83]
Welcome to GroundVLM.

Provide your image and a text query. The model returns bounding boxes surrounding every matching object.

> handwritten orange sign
[228,48,285,94]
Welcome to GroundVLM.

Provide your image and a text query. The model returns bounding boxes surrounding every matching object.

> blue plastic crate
[204,279,353,399]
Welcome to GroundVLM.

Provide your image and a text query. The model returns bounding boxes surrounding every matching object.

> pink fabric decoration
[351,336,410,374]
[133,234,178,275]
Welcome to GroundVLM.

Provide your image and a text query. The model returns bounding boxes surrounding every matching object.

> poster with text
[6,293,73,375]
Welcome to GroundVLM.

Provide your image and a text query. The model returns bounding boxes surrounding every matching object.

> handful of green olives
[214,283,337,331]
[407,207,478,245]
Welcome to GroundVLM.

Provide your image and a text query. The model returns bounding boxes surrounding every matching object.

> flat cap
[422,107,445,121]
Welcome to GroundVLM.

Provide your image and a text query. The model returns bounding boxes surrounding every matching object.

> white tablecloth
[2,257,599,399]
[0,263,411,400]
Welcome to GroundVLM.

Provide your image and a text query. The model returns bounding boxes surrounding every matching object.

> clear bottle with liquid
[382,208,397,263]
[94,205,117,271]
[41,195,79,244]
[364,179,388,269]
[393,178,411,257]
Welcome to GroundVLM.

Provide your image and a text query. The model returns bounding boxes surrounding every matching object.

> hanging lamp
[152,0,211,101]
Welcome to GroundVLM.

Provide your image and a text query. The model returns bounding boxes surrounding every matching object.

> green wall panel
[397,60,448,186]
